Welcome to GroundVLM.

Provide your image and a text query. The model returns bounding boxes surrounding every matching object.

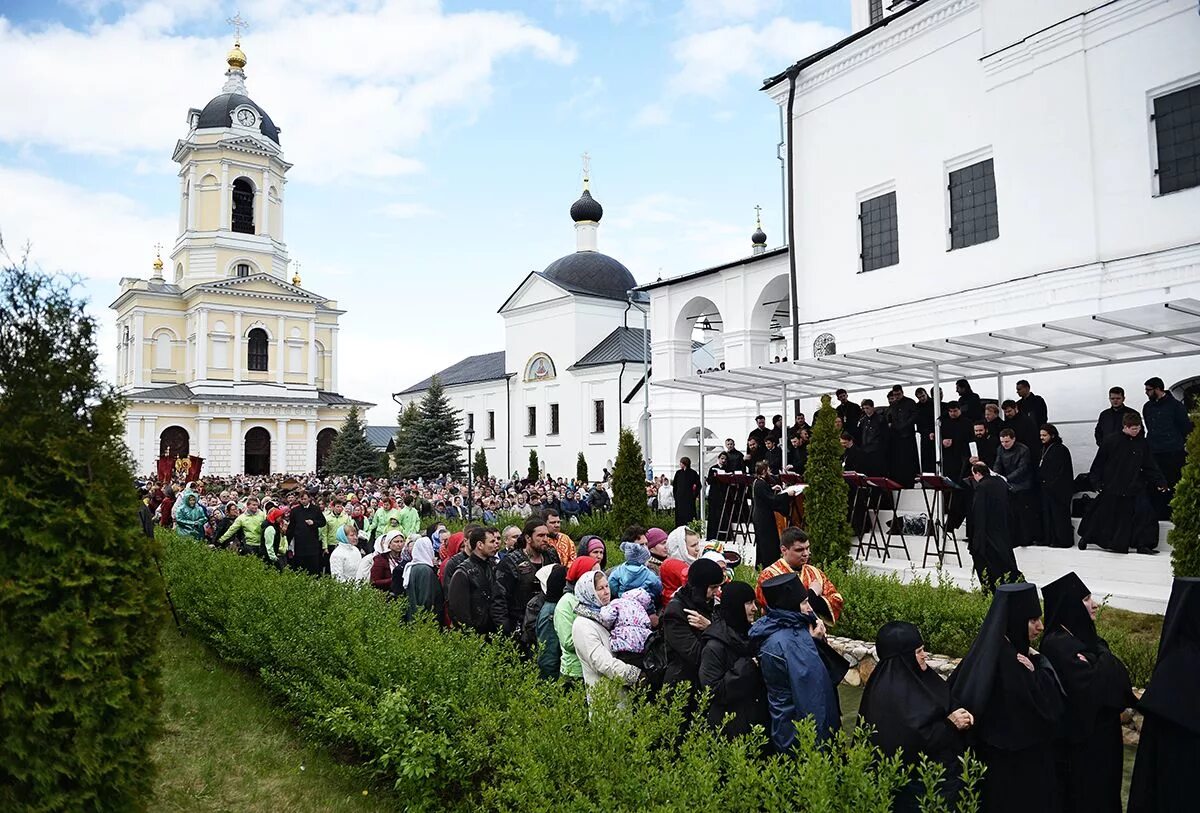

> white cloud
[632,102,670,128]
[567,0,649,22]
[0,2,575,183]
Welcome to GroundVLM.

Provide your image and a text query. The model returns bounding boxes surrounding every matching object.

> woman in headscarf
[554,556,600,686]
[665,525,700,565]
[329,524,363,582]
[661,558,725,695]
[370,531,405,592]
[576,535,607,571]
[947,582,1063,812]
[571,569,642,695]
[1038,572,1133,813]
[660,559,689,606]
[1128,576,1200,813]
[533,564,567,680]
[698,580,767,738]
[174,492,208,541]
[398,537,443,623]
[860,622,972,812]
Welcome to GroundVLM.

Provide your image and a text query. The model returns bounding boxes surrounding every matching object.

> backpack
[520,594,545,650]
[640,628,669,691]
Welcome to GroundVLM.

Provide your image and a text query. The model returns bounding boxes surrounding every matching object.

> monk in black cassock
[966,463,1021,592]
[672,456,701,528]
[705,452,730,542]
[886,387,920,487]
[1037,425,1075,549]
[751,461,792,569]
[1078,412,1166,554]
[948,583,1064,813]
[860,621,972,813]
[1040,572,1134,813]
[1127,576,1200,813]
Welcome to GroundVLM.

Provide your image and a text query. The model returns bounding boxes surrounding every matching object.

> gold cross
[154,241,162,258]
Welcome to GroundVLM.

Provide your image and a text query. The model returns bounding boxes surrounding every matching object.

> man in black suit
[1094,386,1138,446]
[1016,379,1048,430]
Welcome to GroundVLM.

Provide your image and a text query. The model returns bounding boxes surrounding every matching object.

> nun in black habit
[1040,572,1134,813]
[860,621,971,813]
[948,583,1064,813]
[1127,576,1200,813]
[966,463,1022,593]
[705,452,731,542]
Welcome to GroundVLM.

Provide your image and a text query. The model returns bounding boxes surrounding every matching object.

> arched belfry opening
[231,178,255,234]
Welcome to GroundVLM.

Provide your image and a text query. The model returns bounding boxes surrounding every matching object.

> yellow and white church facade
[112,39,371,476]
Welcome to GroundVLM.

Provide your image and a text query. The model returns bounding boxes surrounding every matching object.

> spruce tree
[1169,414,1200,577]
[611,427,650,532]
[528,449,539,482]
[473,448,489,480]
[413,376,462,479]
[0,257,163,809]
[392,402,420,480]
[576,452,589,484]
[323,406,383,477]
[805,394,853,566]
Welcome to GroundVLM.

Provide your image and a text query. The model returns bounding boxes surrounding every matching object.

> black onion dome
[569,189,603,223]
[542,251,636,300]
[752,226,767,245]
[197,93,281,144]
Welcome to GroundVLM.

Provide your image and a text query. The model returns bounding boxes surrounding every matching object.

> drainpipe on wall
[785,67,800,360]
[627,288,651,474]
[504,374,512,478]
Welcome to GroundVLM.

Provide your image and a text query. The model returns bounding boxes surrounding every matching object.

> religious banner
[156,456,174,484]
[187,455,205,482]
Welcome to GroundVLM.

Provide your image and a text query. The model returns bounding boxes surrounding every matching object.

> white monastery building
[643,0,1200,472]
[112,39,372,476]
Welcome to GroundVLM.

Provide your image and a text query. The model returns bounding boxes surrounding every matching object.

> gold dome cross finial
[291,261,302,286]
[152,242,164,272]
[226,12,249,68]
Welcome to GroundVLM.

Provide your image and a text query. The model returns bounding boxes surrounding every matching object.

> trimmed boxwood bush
[161,535,982,812]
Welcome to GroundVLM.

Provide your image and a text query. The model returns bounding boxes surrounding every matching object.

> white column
[306,419,317,473]
[187,166,197,230]
[142,416,157,476]
[307,318,317,387]
[127,416,143,461]
[276,316,285,385]
[219,161,230,230]
[230,418,244,475]
[196,308,208,382]
[261,168,270,237]
[330,326,339,392]
[233,311,243,383]
[197,417,211,460]
[275,418,289,473]
[132,312,145,387]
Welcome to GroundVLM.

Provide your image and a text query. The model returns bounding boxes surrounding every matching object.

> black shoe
[1077,540,1087,550]
[1135,547,1158,555]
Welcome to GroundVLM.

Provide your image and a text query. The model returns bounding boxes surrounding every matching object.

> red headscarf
[566,555,599,585]
[660,559,689,605]
[437,531,466,584]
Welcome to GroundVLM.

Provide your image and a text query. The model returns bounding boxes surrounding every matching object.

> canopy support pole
[996,373,1004,410]
[781,383,789,465]
[699,393,706,529]
[932,364,943,477]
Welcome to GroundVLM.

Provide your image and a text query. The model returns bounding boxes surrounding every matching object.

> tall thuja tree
[611,428,650,532]
[0,256,164,809]
[323,405,383,477]
[473,449,489,480]
[413,376,462,479]
[576,452,589,483]
[1169,414,1200,577]
[528,449,539,482]
[392,401,420,480]
[805,393,853,566]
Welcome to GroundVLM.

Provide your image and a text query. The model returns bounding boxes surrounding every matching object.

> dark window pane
[949,158,1000,249]
[869,0,883,24]
[247,328,268,371]
[859,191,899,272]
[1154,85,1200,194]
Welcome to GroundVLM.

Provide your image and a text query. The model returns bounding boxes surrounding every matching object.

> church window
[948,158,999,249]
[527,406,537,437]
[247,328,269,371]
[487,411,495,440]
[154,331,173,369]
[467,412,475,431]
[859,191,899,272]
[236,263,251,277]
[1153,83,1200,194]
[549,403,560,436]
[593,400,605,433]
[868,0,883,25]
[231,178,255,234]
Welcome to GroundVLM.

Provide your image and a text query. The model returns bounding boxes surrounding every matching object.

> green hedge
[161,534,981,812]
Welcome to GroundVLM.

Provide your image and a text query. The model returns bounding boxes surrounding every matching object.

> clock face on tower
[236,108,256,127]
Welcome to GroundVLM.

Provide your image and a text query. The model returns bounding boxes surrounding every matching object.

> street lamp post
[464,426,475,521]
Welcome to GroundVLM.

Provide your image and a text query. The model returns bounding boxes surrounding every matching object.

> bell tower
[170,34,292,289]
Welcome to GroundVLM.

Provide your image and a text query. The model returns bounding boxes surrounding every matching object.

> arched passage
[751,273,791,363]
[316,428,338,472]
[159,425,189,458]
[674,296,724,374]
[244,427,271,475]
[1172,375,1200,411]
[675,426,722,472]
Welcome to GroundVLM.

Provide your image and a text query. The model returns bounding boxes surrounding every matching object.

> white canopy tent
[654,299,1200,527]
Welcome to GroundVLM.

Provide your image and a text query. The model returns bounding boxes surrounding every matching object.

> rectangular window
[487,410,495,440]
[467,412,474,431]
[859,191,899,272]
[868,0,883,25]
[593,399,606,433]
[549,403,560,436]
[527,406,536,436]
[1153,84,1200,195]
[948,158,999,250]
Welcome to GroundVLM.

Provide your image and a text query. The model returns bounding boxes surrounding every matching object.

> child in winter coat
[608,539,663,605]
[600,588,655,669]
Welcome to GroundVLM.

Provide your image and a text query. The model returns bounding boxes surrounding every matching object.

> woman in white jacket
[329,524,363,583]
[572,570,642,693]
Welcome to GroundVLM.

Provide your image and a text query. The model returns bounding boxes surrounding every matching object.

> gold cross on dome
[226,12,249,43]
[581,151,591,189]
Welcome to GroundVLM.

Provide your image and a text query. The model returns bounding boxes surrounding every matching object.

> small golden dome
[153,256,164,272]
[227,40,247,70]
[292,272,302,286]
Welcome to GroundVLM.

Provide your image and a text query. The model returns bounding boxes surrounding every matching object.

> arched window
[231,178,255,234]
[247,328,269,371]
[236,263,251,277]
[813,332,837,358]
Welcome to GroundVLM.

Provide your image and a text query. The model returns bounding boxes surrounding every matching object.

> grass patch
[151,626,392,812]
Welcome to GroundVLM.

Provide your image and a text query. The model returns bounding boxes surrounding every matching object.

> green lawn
[151,627,393,812]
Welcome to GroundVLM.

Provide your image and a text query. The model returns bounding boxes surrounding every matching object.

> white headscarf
[376,529,402,555]
[403,536,435,590]
[666,526,697,564]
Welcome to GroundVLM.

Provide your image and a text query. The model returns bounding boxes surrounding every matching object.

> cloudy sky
[0,0,848,423]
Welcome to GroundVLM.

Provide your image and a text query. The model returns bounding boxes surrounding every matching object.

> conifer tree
[322,406,383,477]
[473,448,489,480]
[805,394,853,566]
[528,449,539,482]
[413,376,462,479]
[392,402,420,480]
[1169,415,1200,577]
[611,428,650,532]
[0,256,163,809]
[576,452,589,484]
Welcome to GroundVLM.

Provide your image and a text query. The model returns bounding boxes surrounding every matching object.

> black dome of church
[539,186,636,301]
[197,93,281,144]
